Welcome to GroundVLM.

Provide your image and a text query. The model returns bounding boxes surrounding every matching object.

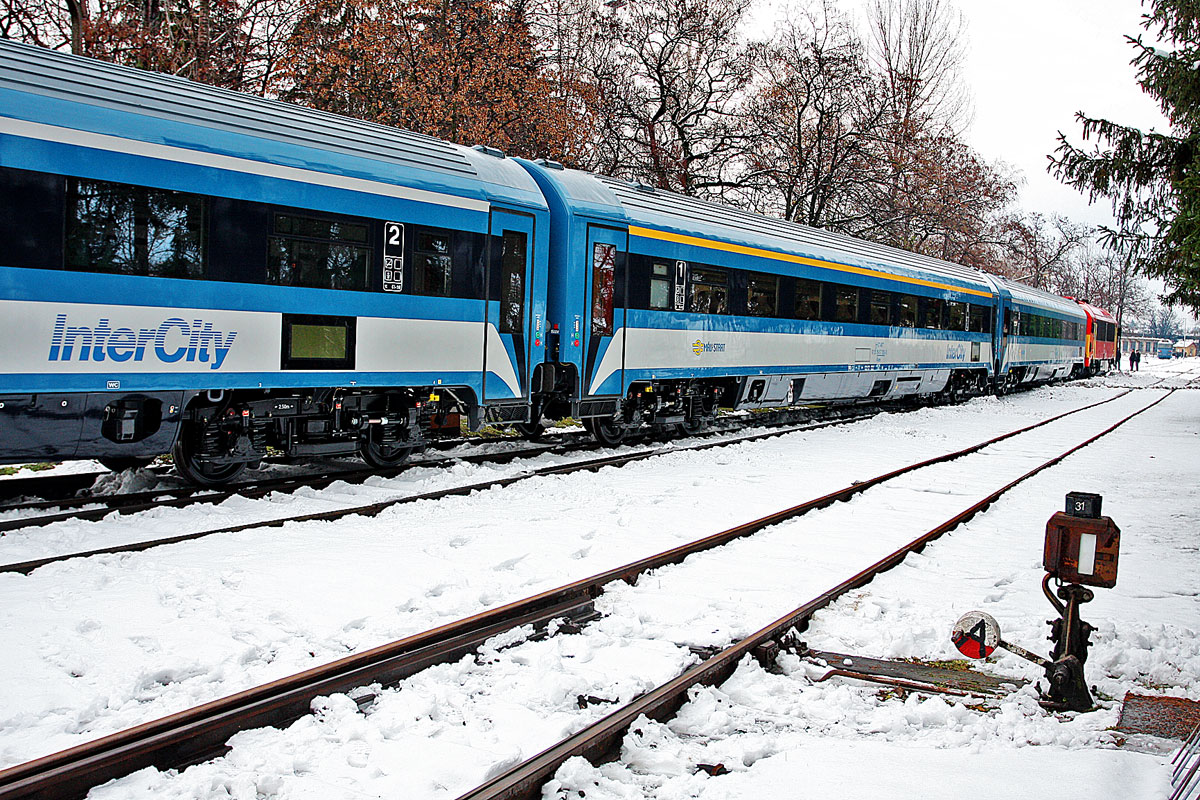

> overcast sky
[749,0,1171,228]
[958,0,1168,227]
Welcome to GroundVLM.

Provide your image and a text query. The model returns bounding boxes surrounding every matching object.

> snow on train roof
[0,40,545,212]
[582,175,996,295]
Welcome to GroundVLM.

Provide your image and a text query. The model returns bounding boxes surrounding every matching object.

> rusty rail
[456,388,1180,800]
[0,387,1177,799]
[0,412,875,574]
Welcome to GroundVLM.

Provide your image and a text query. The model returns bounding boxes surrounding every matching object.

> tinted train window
[650,262,672,309]
[869,291,891,325]
[920,297,944,329]
[795,279,822,320]
[500,230,527,334]
[947,301,966,331]
[413,230,453,296]
[832,285,858,323]
[591,242,616,336]
[689,267,729,314]
[746,273,778,317]
[898,295,917,327]
[268,213,370,291]
[66,178,206,279]
[0,166,63,271]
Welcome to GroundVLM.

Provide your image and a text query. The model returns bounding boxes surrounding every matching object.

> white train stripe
[591,327,998,393]
[0,301,521,394]
[0,116,491,214]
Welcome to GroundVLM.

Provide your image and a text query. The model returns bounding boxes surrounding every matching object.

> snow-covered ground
[1,359,1197,799]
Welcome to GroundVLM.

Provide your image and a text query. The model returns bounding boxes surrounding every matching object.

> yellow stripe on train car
[628,225,994,299]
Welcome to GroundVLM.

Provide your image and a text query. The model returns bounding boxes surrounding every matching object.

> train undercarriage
[0,362,1074,487]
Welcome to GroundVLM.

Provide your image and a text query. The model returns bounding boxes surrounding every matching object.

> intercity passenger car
[0,40,1089,482]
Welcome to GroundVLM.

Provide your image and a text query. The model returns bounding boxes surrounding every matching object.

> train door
[483,210,534,401]
[582,224,628,397]
[996,299,1012,380]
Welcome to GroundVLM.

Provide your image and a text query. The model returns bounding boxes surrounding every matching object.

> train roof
[524,161,997,297]
[0,40,547,214]
[995,277,1087,318]
[1075,301,1117,323]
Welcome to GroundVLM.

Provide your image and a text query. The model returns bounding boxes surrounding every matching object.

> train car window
[500,230,527,334]
[66,178,207,279]
[868,291,891,325]
[920,297,945,329]
[689,267,729,314]
[649,262,672,310]
[947,301,967,331]
[591,242,616,336]
[832,285,858,323]
[795,278,822,320]
[413,230,453,296]
[0,166,63,271]
[268,213,370,291]
[898,295,917,327]
[746,273,778,317]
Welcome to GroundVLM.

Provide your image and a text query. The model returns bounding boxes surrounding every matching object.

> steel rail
[0,386,1177,798]
[0,399,861,511]
[0,430,570,507]
[455,385,1182,800]
[0,412,876,574]
[0,404,873,529]
[2,368,1189,508]
[0,371,1104,520]
[0,384,1148,574]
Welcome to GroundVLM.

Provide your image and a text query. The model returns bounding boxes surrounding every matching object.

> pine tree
[1049,0,1200,311]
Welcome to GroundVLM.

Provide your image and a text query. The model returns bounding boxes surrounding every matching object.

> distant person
[1129,351,1135,371]
[1133,350,1141,371]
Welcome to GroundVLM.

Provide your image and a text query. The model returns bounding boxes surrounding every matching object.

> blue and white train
[0,40,1088,483]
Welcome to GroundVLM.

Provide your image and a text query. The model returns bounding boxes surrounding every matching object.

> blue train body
[0,41,1087,480]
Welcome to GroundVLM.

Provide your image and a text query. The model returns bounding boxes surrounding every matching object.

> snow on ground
[1,359,1197,799]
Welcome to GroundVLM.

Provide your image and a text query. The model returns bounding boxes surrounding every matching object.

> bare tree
[1056,240,1152,323]
[594,0,758,195]
[737,2,886,227]
[1001,212,1090,290]
[1134,304,1186,338]
[867,0,971,138]
[1,0,303,94]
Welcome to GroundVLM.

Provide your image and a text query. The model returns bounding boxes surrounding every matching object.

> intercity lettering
[47,314,238,370]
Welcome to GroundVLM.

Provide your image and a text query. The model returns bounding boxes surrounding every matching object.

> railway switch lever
[951,493,1120,712]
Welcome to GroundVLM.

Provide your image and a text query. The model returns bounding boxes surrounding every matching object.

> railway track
[0,373,1186,569]
[3,368,1156,513]
[0,380,1185,800]
[0,410,875,573]
[0,431,576,510]
[0,404,885,525]
[0,435,578,532]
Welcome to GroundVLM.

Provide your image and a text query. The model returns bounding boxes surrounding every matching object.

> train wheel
[584,416,626,447]
[513,422,545,441]
[675,417,705,437]
[99,457,155,472]
[360,437,413,469]
[171,437,247,487]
